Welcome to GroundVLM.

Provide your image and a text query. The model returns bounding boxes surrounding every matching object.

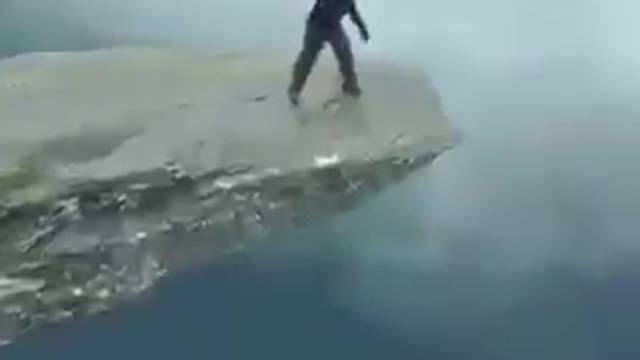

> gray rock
[0,47,456,346]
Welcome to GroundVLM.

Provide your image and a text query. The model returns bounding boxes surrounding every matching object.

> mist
[2,0,640,359]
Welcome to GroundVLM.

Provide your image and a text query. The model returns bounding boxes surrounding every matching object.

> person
[288,0,370,106]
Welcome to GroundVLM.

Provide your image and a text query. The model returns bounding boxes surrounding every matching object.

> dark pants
[289,22,359,94]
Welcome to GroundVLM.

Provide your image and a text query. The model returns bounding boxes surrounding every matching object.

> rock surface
[0,47,455,346]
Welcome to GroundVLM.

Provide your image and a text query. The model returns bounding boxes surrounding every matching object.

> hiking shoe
[288,90,300,106]
[342,84,362,98]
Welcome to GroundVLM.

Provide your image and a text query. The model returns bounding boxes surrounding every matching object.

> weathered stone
[0,47,456,346]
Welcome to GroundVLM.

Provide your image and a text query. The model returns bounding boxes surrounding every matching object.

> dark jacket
[307,0,368,34]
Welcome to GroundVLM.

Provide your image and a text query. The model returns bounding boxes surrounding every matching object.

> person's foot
[342,84,362,98]
[288,90,300,106]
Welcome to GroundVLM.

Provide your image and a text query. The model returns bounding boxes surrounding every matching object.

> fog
[3,1,639,57]
[2,0,640,359]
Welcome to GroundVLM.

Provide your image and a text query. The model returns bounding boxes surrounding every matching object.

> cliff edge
[0,47,455,346]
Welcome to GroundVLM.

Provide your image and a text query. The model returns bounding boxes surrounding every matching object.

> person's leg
[288,23,325,104]
[328,25,361,96]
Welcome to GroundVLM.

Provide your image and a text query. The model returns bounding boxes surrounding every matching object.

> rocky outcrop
[0,47,455,346]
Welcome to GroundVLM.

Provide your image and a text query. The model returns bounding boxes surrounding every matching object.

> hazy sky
[2,0,639,60]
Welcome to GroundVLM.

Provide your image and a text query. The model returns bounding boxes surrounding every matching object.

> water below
[2,1,640,359]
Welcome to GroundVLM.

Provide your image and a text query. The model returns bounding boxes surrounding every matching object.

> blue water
[3,1,640,359]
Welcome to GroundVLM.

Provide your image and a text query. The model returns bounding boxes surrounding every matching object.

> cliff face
[0,47,455,346]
